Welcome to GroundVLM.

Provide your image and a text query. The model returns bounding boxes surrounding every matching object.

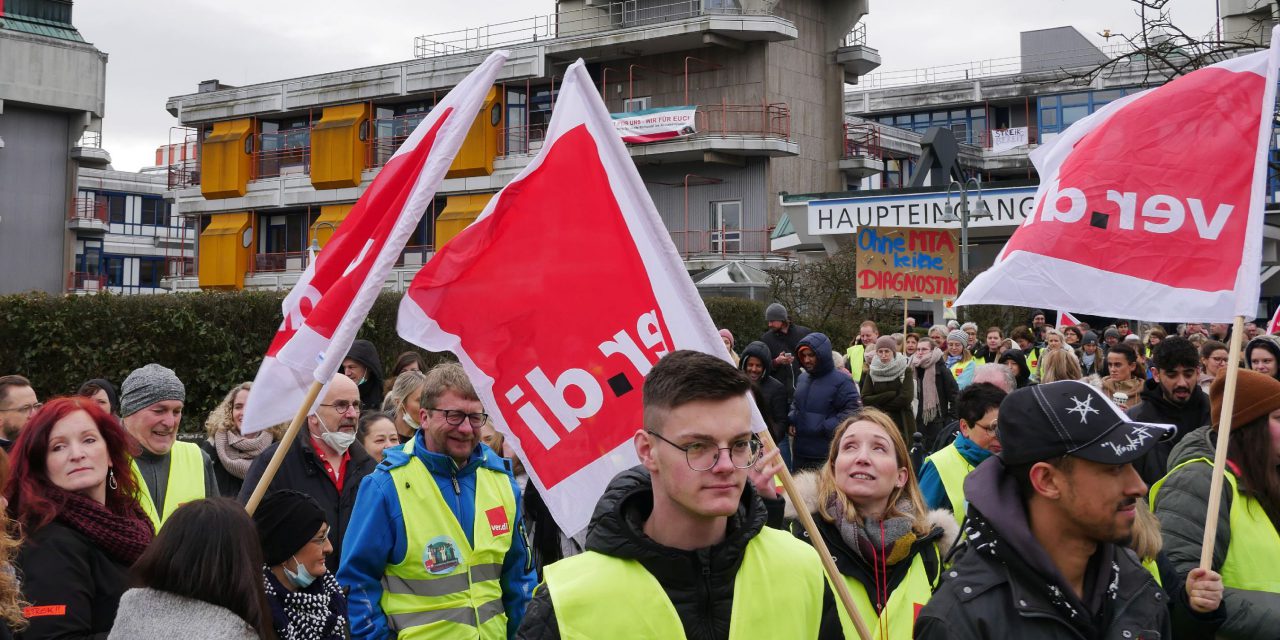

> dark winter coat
[195,437,243,498]
[1152,425,1280,638]
[859,358,916,442]
[238,434,376,573]
[916,457,1174,640]
[345,339,385,412]
[915,359,959,449]
[15,522,131,640]
[789,333,862,460]
[998,349,1033,388]
[758,322,812,395]
[1127,379,1210,486]
[740,341,789,441]
[515,467,842,640]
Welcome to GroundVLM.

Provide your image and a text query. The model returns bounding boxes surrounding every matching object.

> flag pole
[902,298,910,353]
[245,379,325,516]
[1199,314,1245,570]
[758,428,873,640]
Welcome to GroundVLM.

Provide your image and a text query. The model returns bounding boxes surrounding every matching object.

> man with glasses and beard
[1128,336,1211,485]
[916,381,1178,639]
[240,373,376,573]
[0,374,39,451]
[517,350,841,639]
[340,362,534,640]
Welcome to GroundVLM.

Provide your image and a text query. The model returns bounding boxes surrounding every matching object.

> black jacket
[1127,379,1210,487]
[195,438,244,498]
[916,457,1173,640]
[998,349,1033,388]
[758,323,811,395]
[238,434,376,573]
[15,522,131,640]
[345,339,385,411]
[516,467,841,640]
[740,341,789,440]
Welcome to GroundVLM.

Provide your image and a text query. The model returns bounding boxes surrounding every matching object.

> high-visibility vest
[131,441,206,531]
[1026,348,1042,379]
[925,443,973,527]
[545,526,823,639]
[1142,557,1162,587]
[379,449,517,639]
[949,356,973,384]
[1151,457,1280,593]
[847,344,867,380]
[836,546,940,640]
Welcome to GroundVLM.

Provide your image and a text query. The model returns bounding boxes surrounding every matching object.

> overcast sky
[74,0,1218,172]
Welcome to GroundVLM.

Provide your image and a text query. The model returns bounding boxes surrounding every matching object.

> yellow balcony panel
[198,212,253,290]
[312,104,370,190]
[201,119,253,199]
[446,87,501,179]
[311,204,353,248]
[435,193,493,248]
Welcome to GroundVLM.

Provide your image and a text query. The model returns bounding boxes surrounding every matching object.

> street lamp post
[309,221,339,265]
[941,176,992,273]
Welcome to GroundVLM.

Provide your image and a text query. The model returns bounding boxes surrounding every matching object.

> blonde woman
[786,408,957,638]
[384,371,426,443]
[1038,347,1083,384]
[201,383,273,498]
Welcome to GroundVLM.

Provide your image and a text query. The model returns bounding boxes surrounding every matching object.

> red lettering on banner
[1010,68,1262,292]
[486,506,510,536]
[406,125,675,488]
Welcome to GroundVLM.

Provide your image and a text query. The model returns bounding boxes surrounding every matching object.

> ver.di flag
[397,59,759,536]
[956,37,1280,322]
[240,50,509,434]
[1057,310,1080,329]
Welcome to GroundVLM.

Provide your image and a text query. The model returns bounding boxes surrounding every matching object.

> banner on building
[855,226,959,299]
[990,127,1029,152]
[611,105,698,143]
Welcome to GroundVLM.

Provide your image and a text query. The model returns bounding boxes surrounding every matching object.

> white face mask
[315,414,356,455]
[402,408,421,431]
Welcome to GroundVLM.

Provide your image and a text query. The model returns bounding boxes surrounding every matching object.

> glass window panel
[1062,105,1089,126]
[1093,89,1124,102]
[108,195,126,223]
[951,110,968,120]
[895,115,910,125]
[1039,109,1058,126]
[1060,92,1088,106]
[913,113,929,123]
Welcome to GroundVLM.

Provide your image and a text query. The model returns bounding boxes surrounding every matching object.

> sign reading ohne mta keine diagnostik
[855,226,960,299]
[808,185,1038,234]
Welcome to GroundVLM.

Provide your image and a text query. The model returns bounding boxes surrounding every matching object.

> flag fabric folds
[1057,311,1079,329]
[957,39,1280,323]
[240,51,510,435]
[397,59,752,536]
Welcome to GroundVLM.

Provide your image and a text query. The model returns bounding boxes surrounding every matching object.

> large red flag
[241,51,509,434]
[957,41,1279,322]
[397,59,758,535]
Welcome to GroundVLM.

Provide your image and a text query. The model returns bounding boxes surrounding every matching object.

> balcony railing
[68,197,108,222]
[841,23,866,48]
[668,228,774,258]
[413,0,770,59]
[251,251,308,274]
[75,130,102,149]
[980,125,1038,150]
[166,257,196,277]
[67,271,105,293]
[396,244,434,268]
[843,122,882,160]
[255,130,312,179]
[860,42,1135,90]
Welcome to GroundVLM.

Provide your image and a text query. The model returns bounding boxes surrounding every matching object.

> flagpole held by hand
[245,379,325,516]
[757,428,873,640]
[1199,315,1245,570]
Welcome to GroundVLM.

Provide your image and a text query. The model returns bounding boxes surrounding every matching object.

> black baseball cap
[999,380,1175,466]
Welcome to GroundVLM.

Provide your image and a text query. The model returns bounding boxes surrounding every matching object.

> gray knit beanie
[947,329,969,349]
[765,303,788,323]
[121,364,185,417]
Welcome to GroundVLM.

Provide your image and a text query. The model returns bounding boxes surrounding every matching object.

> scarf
[1080,351,1096,370]
[869,351,909,382]
[945,353,961,368]
[827,495,919,613]
[264,569,346,640]
[215,428,273,479]
[53,487,153,565]
[911,347,945,424]
[1102,377,1145,408]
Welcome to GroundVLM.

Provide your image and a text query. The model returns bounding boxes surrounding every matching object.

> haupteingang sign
[807,185,1039,235]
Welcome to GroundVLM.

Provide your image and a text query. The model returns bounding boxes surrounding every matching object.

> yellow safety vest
[379,445,517,639]
[545,526,824,639]
[131,441,206,531]
[1142,557,1162,588]
[847,345,867,380]
[836,547,940,640]
[1151,457,1280,594]
[926,443,973,527]
[949,357,973,384]
[1026,348,1041,379]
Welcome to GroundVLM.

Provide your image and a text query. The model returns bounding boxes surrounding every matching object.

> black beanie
[253,490,327,566]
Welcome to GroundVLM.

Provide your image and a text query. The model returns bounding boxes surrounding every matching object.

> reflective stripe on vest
[131,440,205,531]
[837,547,939,640]
[847,345,866,380]
[926,443,973,527]
[379,447,516,640]
[1151,457,1280,593]
[545,526,824,639]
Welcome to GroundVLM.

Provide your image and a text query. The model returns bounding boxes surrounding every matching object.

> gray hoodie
[108,588,259,640]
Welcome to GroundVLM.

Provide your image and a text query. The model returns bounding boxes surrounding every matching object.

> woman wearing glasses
[1198,340,1229,393]
[253,490,348,640]
[786,408,957,639]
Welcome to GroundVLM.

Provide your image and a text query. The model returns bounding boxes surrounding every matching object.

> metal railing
[251,251,308,274]
[843,122,882,159]
[254,130,311,179]
[67,271,105,293]
[167,127,201,190]
[68,197,107,222]
[860,42,1135,90]
[413,0,770,59]
[668,228,773,258]
[396,244,434,268]
[75,130,102,148]
[166,257,196,277]
[498,123,549,157]
[841,23,866,48]
[369,113,429,167]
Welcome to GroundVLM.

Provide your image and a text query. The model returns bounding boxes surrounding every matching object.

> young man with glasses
[918,382,1006,526]
[516,350,841,639]
[240,372,376,573]
[340,362,535,640]
[0,374,39,451]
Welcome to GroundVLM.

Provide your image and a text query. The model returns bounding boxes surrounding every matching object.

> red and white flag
[1267,305,1280,335]
[240,51,509,434]
[1057,311,1080,329]
[397,59,756,535]
[957,34,1280,322]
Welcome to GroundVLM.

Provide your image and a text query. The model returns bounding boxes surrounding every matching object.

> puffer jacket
[1151,424,1280,638]
[1127,378,1210,486]
[740,341,790,441]
[345,339,385,412]
[790,333,862,460]
[916,457,1173,639]
[515,467,842,640]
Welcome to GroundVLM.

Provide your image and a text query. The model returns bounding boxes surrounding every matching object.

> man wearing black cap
[758,302,810,394]
[916,381,1177,638]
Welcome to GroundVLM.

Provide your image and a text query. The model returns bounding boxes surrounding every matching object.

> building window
[878,107,987,145]
[104,256,125,287]
[77,239,102,274]
[138,258,164,289]
[710,201,742,253]
[140,198,168,226]
[107,195,127,224]
[1037,88,1135,141]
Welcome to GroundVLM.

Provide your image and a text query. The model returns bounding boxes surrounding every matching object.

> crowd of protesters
[0,303,1275,639]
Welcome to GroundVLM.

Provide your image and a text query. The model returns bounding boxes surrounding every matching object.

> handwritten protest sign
[855,226,959,299]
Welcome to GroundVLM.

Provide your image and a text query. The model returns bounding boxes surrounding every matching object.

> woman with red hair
[6,397,153,639]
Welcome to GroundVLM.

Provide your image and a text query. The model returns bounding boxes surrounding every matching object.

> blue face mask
[284,555,317,589]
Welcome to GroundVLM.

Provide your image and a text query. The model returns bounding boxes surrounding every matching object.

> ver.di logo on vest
[422,535,463,575]
[486,506,510,537]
